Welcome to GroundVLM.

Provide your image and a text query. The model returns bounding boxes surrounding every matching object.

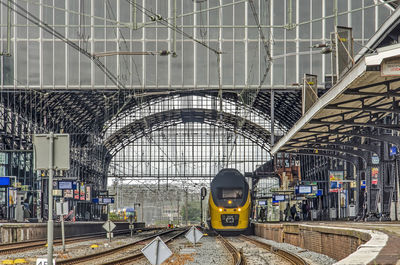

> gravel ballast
[132,235,233,265]
[0,230,164,265]
[249,235,337,265]
[227,236,291,265]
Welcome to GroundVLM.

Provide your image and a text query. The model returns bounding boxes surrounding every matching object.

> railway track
[217,235,246,265]
[239,235,309,265]
[99,228,188,265]
[0,227,160,255]
[56,228,187,265]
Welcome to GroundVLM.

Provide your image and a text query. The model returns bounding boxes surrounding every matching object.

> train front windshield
[219,188,243,199]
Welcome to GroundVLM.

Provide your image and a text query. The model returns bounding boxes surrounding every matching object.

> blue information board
[0,177,10,186]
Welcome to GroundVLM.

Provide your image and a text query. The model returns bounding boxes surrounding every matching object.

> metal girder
[347,78,400,92]
[325,105,400,114]
[289,139,380,155]
[300,129,400,147]
[281,150,359,166]
[309,120,400,132]
[283,145,368,164]
[105,108,271,156]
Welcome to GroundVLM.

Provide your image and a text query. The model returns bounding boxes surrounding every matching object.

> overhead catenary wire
[125,0,221,55]
[226,0,273,165]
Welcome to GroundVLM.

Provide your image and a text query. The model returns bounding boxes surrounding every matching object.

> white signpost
[33,133,70,265]
[103,220,116,241]
[185,226,203,246]
[141,236,172,265]
[56,201,69,216]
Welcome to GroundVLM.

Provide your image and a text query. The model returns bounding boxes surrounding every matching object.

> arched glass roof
[0,0,395,186]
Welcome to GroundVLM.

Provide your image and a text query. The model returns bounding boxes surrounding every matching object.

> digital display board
[0,177,10,186]
[58,181,73,190]
[273,195,286,201]
[103,198,112,204]
[258,201,266,205]
[296,185,312,194]
[98,190,108,197]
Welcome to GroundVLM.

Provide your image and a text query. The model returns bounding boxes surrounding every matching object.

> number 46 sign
[36,258,56,265]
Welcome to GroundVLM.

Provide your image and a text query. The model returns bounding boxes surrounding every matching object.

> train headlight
[219,208,223,212]
[238,208,241,212]
[228,200,232,204]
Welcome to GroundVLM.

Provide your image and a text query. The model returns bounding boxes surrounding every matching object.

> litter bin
[311,210,318,220]
[348,204,356,217]
[329,208,337,219]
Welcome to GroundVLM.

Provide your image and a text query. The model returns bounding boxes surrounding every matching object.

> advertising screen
[80,184,85,201]
[372,168,379,185]
[64,189,73,198]
[86,186,91,201]
[329,171,344,192]
[74,189,79,200]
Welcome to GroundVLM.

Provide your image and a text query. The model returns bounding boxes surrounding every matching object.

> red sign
[74,189,79,200]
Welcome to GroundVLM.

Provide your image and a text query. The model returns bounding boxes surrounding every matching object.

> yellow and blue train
[208,169,251,233]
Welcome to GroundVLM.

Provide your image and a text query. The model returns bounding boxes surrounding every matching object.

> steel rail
[240,235,309,265]
[217,235,246,265]
[98,228,189,265]
[56,229,181,265]
[0,227,162,255]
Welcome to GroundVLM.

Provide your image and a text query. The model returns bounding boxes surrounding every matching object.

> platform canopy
[271,43,400,158]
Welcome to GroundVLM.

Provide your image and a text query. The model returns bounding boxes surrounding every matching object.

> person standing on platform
[290,204,297,221]
[259,207,266,223]
[302,202,308,221]
[285,203,290,221]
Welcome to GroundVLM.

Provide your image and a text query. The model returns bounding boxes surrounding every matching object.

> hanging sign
[329,171,344,192]
[372,168,379,185]
[381,57,400,76]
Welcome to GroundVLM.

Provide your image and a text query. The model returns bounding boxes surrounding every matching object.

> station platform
[0,221,145,244]
[254,221,400,265]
